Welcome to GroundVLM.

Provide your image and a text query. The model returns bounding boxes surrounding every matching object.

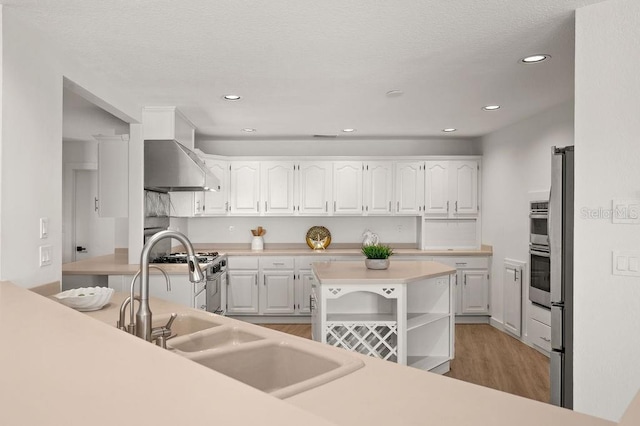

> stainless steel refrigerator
[549,146,574,408]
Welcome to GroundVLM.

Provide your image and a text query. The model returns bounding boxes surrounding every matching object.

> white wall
[573,0,640,420]
[0,6,140,287]
[197,137,481,157]
[188,216,418,246]
[480,101,574,328]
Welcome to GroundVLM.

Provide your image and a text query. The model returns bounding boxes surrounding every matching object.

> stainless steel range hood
[144,140,220,192]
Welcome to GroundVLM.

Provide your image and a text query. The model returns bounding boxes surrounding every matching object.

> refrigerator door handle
[550,148,564,304]
[551,304,564,350]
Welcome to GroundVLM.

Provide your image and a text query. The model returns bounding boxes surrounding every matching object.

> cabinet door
[203,159,229,215]
[230,161,260,215]
[395,161,424,215]
[297,270,315,314]
[503,263,522,337]
[333,161,363,215]
[97,137,128,218]
[297,162,332,215]
[461,270,489,314]
[226,271,259,314]
[261,161,295,215]
[261,270,295,314]
[365,161,393,215]
[424,161,450,216]
[169,192,195,217]
[451,161,478,216]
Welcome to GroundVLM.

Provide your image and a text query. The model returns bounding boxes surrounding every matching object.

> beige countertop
[312,260,456,285]
[62,245,492,276]
[1,280,619,426]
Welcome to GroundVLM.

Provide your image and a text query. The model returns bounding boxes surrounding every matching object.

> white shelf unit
[315,274,454,373]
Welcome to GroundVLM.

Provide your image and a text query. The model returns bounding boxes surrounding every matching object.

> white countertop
[0,280,618,426]
[312,260,456,285]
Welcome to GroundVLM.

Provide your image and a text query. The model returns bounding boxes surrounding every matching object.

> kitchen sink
[187,340,364,399]
[168,326,264,353]
[152,313,222,337]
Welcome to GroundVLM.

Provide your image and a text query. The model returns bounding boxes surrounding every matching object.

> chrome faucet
[134,230,204,343]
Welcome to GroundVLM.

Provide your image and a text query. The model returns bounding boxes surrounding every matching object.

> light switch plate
[39,245,52,267]
[612,199,640,224]
[612,250,640,276]
[39,217,49,239]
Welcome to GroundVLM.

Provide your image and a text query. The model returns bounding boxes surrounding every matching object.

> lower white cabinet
[437,256,490,316]
[227,270,260,314]
[261,269,295,314]
[503,260,524,337]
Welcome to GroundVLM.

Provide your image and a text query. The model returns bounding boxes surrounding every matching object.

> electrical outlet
[229,225,235,232]
[39,245,52,267]
[396,225,403,233]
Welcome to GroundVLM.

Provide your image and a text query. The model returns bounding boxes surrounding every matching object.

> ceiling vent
[313,134,338,138]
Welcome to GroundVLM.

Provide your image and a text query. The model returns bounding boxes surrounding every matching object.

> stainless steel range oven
[206,257,226,315]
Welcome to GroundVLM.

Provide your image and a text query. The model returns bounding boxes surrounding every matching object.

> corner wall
[480,101,574,328]
[574,0,640,420]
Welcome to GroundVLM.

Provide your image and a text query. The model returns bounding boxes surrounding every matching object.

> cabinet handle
[325,201,328,212]
[265,201,267,212]
[464,275,467,285]
[388,201,391,212]
[225,201,229,212]
[94,197,99,212]
[455,262,467,266]
[257,201,260,212]
[541,337,551,342]
[334,201,336,212]
[255,276,258,286]
[447,201,450,212]
[397,201,400,212]
[455,201,458,212]
[272,262,285,266]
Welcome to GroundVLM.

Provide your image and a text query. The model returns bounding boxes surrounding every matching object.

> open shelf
[327,313,396,323]
[406,312,449,331]
[407,355,449,371]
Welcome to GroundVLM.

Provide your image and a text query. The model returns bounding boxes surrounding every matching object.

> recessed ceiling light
[342,128,356,133]
[223,94,241,100]
[442,128,457,133]
[386,90,404,97]
[520,54,551,64]
[482,105,501,111]
[242,128,256,133]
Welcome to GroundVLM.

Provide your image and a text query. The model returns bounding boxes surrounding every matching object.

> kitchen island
[311,260,456,373]
[0,281,619,426]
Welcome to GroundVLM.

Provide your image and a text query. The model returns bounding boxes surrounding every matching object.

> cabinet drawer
[296,256,331,270]
[435,256,489,269]
[227,256,259,269]
[528,318,551,352]
[260,257,294,269]
[530,303,551,326]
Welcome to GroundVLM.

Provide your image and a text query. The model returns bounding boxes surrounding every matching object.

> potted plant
[361,244,394,270]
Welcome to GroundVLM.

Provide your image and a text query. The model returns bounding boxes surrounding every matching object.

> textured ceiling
[3,0,604,139]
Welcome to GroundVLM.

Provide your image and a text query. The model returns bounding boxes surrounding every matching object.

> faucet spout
[136,230,204,342]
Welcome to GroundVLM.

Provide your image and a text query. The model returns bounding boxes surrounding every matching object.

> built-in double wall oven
[529,200,551,308]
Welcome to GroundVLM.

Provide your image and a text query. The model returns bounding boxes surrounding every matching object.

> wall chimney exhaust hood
[144,140,220,193]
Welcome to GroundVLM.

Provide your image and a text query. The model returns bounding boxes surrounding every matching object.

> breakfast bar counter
[0,281,618,426]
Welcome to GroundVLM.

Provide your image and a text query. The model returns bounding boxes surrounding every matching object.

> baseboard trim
[455,315,490,324]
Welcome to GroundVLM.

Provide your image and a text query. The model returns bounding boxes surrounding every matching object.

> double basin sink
[153,313,364,399]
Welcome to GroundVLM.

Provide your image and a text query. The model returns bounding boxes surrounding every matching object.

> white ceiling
[4,0,604,139]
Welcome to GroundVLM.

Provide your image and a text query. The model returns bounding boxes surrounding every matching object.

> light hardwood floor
[260,323,550,403]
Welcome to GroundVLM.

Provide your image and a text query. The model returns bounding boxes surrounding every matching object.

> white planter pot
[365,258,390,270]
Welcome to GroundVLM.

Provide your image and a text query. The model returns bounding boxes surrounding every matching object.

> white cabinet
[437,256,490,316]
[460,270,489,314]
[425,160,478,217]
[332,161,363,215]
[297,162,332,215]
[503,260,524,337]
[394,161,424,215]
[230,161,261,215]
[297,271,315,314]
[169,191,205,217]
[226,256,259,314]
[261,270,295,314]
[203,158,230,215]
[261,161,295,215]
[96,135,129,218]
[364,161,394,215]
[142,106,195,149]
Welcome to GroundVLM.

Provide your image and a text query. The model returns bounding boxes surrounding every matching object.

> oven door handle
[529,213,548,219]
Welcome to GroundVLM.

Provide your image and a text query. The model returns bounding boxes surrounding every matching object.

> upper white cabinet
[364,161,394,215]
[96,135,129,218]
[425,160,478,217]
[261,161,295,215]
[169,191,205,217]
[230,161,261,215]
[297,162,332,215]
[394,161,424,215]
[333,161,363,215]
[203,158,230,215]
[142,106,195,149]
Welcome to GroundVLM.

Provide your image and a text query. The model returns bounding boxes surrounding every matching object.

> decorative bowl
[365,259,390,270]
[53,287,114,311]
